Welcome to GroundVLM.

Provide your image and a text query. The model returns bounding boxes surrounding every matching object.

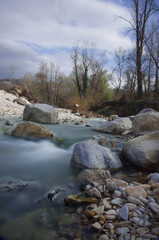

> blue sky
[0,0,132,78]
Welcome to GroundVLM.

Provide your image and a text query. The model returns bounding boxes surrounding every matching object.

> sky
[0,0,132,78]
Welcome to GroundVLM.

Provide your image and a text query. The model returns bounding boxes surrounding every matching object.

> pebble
[92,222,101,231]
[98,235,109,240]
[125,186,147,198]
[149,202,159,215]
[85,184,92,190]
[148,196,156,203]
[136,227,149,235]
[101,198,112,210]
[105,215,116,221]
[115,227,129,235]
[84,210,95,218]
[105,210,116,215]
[93,206,105,215]
[124,203,137,211]
[113,190,121,198]
[111,198,124,206]
[117,206,128,221]
[130,217,144,226]
[105,223,114,230]
[87,188,102,199]
[127,196,144,206]
[139,196,148,205]
[136,210,143,218]
[152,227,159,235]
[151,173,159,183]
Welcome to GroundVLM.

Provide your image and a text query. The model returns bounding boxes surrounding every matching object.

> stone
[117,206,128,221]
[23,103,79,124]
[98,235,109,240]
[106,179,128,192]
[116,227,129,235]
[124,203,137,211]
[133,111,159,135]
[101,198,112,210]
[138,197,148,205]
[92,222,101,231]
[111,198,124,206]
[93,206,104,215]
[5,119,14,126]
[136,227,149,236]
[14,97,29,106]
[127,196,144,206]
[122,131,159,171]
[11,121,52,139]
[94,117,132,134]
[64,194,98,206]
[71,140,122,169]
[87,188,102,199]
[105,210,116,215]
[99,215,106,222]
[137,108,157,115]
[125,186,147,198]
[149,202,159,215]
[151,173,159,183]
[77,169,111,190]
[113,221,131,228]
[130,217,144,226]
[75,120,83,125]
[113,190,121,198]
[105,223,114,230]
[105,215,116,220]
[152,227,159,235]
[84,210,95,218]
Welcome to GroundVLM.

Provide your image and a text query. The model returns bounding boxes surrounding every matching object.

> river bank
[0,90,158,240]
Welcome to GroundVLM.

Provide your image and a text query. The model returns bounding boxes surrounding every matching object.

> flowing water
[0,117,128,240]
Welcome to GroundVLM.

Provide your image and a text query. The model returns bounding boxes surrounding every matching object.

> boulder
[77,169,111,189]
[133,111,159,135]
[14,97,29,106]
[23,103,57,123]
[137,108,157,115]
[122,131,159,170]
[94,117,132,134]
[11,121,52,139]
[23,103,79,124]
[71,140,123,170]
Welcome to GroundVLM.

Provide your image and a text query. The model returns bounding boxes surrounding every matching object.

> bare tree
[120,0,159,99]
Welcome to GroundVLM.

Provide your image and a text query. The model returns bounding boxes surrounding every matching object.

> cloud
[0,0,131,78]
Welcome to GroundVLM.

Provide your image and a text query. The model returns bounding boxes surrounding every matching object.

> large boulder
[23,104,58,123]
[137,108,157,115]
[93,117,132,134]
[132,111,159,135]
[71,140,123,170]
[23,103,79,124]
[11,121,52,139]
[122,131,159,170]
[77,169,111,189]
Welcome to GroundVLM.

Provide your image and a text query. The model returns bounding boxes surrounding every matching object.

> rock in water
[93,117,132,134]
[122,131,159,170]
[11,121,52,139]
[77,169,111,189]
[71,140,123,170]
[133,111,159,135]
[23,103,58,123]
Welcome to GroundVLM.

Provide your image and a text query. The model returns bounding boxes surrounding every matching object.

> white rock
[149,202,159,215]
[116,227,129,235]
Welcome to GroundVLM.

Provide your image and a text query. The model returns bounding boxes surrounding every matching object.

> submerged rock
[122,131,159,170]
[93,117,132,134]
[11,121,52,139]
[77,169,111,189]
[71,140,123,170]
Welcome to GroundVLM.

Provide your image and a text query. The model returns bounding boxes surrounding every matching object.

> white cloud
[0,0,132,78]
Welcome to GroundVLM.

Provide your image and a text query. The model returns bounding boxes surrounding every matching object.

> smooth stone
[98,235,109,240]
[117,206,128,221]
[137,226,150,235]
[151,173,159,183]
[125,186,147,198]
[152,227,159,235]
[111,198,124,206]
[92,222,101,231]
[138,197,148,205]
[130,217,144,226]
[127,196,144,206]
[105,210,116,215]
[105,223,114,230]
[149,202,159,215]
[85,184,92,190]
[87,188,102,199]
[101,198,112,210]
[106,179,128,192]
[105,215,116,220]
[115,227,129,235]
[93,206,104,215]
[5,119,14,126]
[124,203,137,211]
[113,190,121,198]
[84,210,95,218]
